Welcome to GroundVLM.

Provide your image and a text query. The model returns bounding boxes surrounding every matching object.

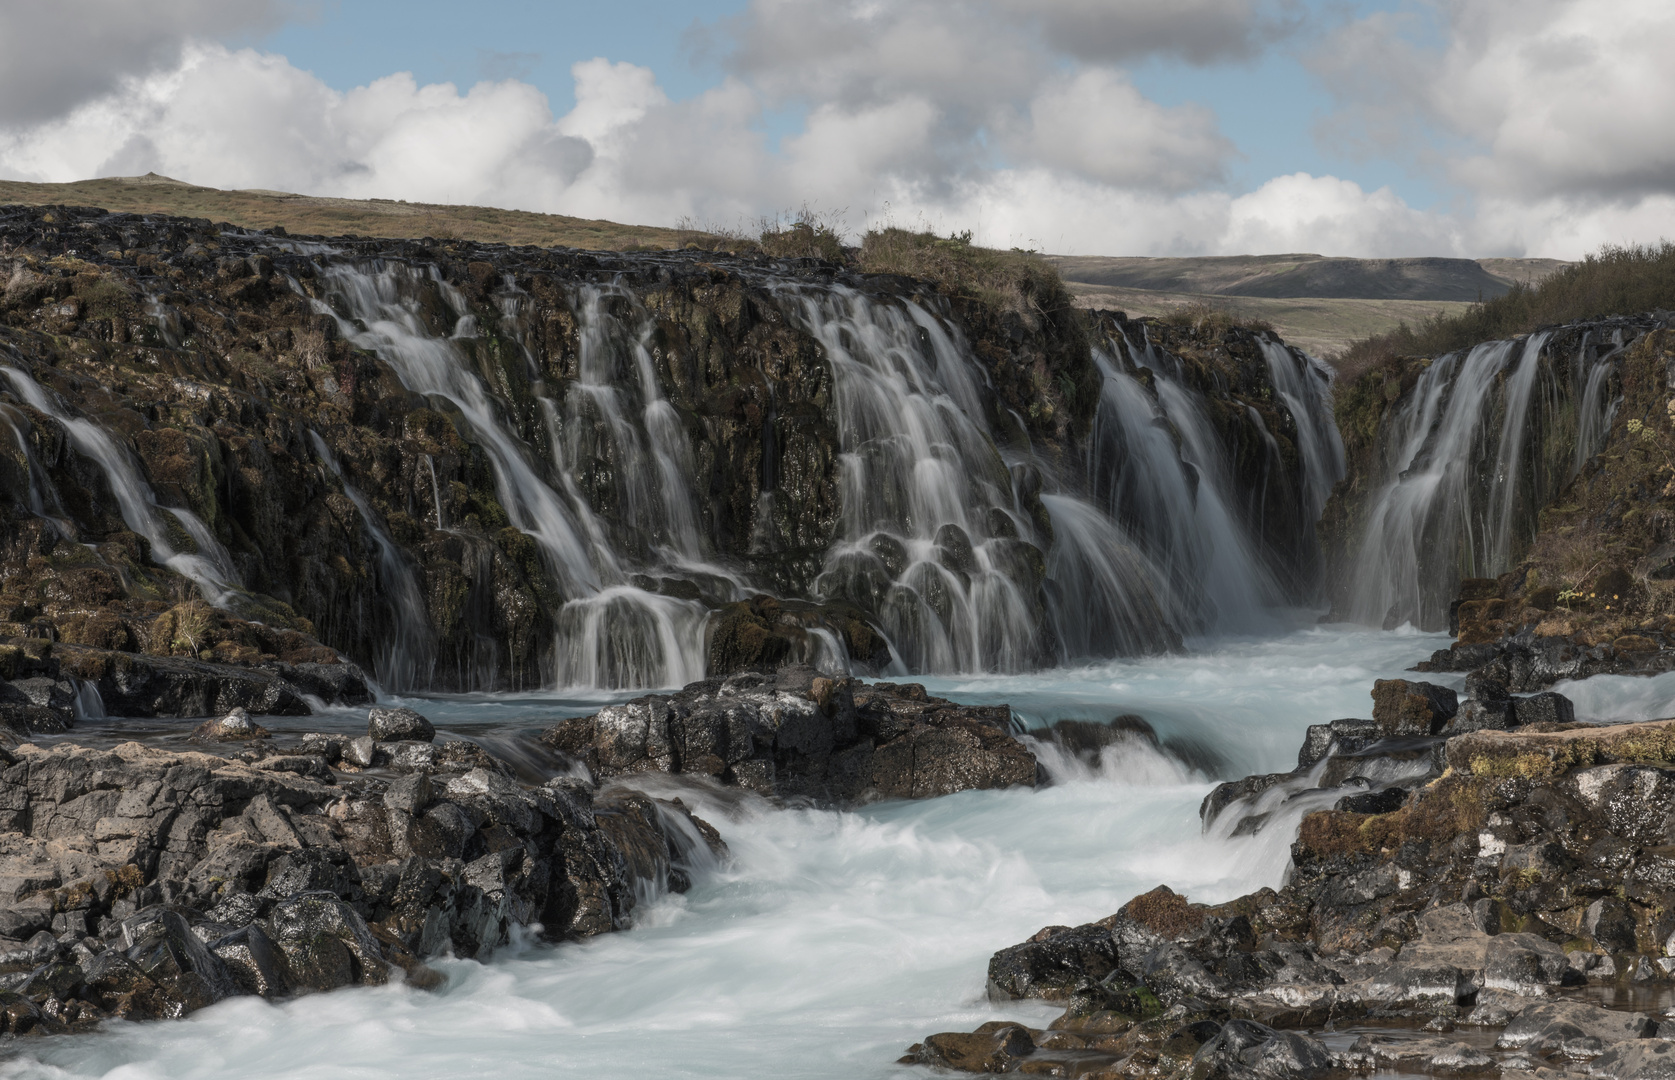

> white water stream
[0,625,1493,1080]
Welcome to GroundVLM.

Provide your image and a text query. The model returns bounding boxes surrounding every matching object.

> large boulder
[542,668,1038,803]
[1370,679,1457,736]
[367,706,435,743]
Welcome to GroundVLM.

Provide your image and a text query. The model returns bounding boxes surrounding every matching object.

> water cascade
[309,431,436,691]
[1086,332,1303,632]
[308,263,709,690]
[1258,337,1346,521]
[0,364,243,607]
[0,399,74,537]
[1345,328,1628,629]
[781,285,1055,673]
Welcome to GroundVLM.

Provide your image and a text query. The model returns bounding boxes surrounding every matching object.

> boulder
[1495,999,1656,1051]
[1370,679,1457,736]
[543,668,1038,803]
[1512,690,1576,727]
[193,706,271,741]
[1191,1019,1332,1079]
[368,706,435,743]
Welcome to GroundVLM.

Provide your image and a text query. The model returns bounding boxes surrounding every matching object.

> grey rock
[1512,691,1576,727]
[1496,999,1656,1050]
[343,735,377,768]
[1192,1019,1333,1079]
[384,772,435,815]
[368,707,435,743]
[210,923,287,999]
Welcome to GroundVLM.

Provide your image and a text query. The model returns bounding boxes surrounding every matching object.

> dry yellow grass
[0,173,685,251]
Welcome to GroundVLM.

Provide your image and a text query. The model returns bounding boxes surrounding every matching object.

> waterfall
[0,364,242,607]
[309,431,436,691]
[1258,338,1346,520]
[776,284,1052,673]
[0,400,74,536]
[1573,330,1625,477]
[1087,340,1286,632]
[307,262,708,690]
[1340,328,1639,630]
[1041,494,1181,658]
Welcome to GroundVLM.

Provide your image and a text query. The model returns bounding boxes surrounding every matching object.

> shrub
[758,207,847,262]
[855,227,1073,322]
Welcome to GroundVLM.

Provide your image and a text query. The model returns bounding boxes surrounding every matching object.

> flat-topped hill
[0,173,684,251]
[1047,253,1570,302]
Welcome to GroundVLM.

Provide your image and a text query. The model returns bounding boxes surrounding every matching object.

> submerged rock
[542,667,1039,803]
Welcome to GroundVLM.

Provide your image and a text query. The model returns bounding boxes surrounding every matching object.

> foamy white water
[29,624,1675,1080]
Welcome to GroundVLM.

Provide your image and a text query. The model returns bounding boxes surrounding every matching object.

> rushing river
[0,624,1486,1079]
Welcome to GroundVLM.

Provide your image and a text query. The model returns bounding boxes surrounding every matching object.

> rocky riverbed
[0,698,730,1035]
[0,670,1053,1037]
[905,659,1675,1079]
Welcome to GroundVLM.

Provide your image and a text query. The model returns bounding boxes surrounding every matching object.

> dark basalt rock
[909,706,1675,1079]
[1416,626,1675,692]
[542,666,1039,803]
[0,204,1330,693]
[0,733,726,1034]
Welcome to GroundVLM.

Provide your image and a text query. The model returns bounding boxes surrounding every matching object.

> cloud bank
[0,0,1670,258]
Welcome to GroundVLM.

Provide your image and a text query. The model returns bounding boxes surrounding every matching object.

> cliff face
[0,204,1332,699]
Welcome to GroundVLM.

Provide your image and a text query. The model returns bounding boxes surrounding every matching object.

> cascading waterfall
[1040,494,1181,658]
[1087,338,1287,632]
[1257,338,1346,520]
[0,364,243,607]
[1573,330,1625,476]
[308,262,708,690]
[309,431,436,691]
[778,284,1049,673]
[3,248,1347,689]
[0,400,75,537]
[1345,329,1633,630]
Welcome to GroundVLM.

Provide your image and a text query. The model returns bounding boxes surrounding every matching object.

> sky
[0,0,1671,258]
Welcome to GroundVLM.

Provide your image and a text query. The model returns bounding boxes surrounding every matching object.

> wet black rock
[1191,1018,1332,1079]
[910,706,1675,1079]
[0,733,727,1034]
[1370,678,1457,736]
[542,667,1039,803]
[1416,626,1675,692]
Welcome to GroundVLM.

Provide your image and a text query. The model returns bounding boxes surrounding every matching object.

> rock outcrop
[0,706,723,1034]
[542,667,1040,803]
[907,704,1675,1078]
[0,635,370,738]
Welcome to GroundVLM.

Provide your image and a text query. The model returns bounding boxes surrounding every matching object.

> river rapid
[0,624,1485,1078]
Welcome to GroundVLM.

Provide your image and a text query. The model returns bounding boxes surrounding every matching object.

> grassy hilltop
[0,173,1594,357]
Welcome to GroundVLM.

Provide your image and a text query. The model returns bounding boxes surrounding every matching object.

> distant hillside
[1047,253,1571,302]
[0,173,685,251]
